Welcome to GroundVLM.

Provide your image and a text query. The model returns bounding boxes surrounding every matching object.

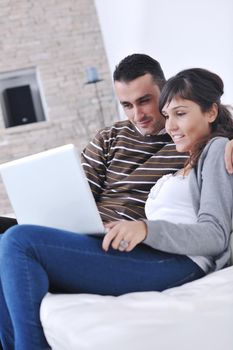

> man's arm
[81,129,108,201]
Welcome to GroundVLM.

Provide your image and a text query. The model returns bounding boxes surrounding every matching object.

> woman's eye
[176,112,185,116]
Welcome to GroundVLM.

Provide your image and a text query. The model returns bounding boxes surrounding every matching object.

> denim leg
[0,278,14,350]
[0,227,51,350]
[0,235,14,350]
[0,219,17,349]
[0,224,204,350]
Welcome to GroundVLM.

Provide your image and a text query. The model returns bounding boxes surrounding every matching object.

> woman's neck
[176,164,192,177]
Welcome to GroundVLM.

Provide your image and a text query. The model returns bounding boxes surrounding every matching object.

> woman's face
[162,97,217,153]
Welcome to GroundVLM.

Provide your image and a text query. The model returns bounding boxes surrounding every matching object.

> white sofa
[40,237,233,350]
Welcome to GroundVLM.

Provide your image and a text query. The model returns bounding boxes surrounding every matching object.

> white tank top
[145,173,212,273]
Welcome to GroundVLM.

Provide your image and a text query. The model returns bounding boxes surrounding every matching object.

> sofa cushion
[40,265,233,350]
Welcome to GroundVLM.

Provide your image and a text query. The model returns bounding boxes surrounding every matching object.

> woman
[0,67,233,349]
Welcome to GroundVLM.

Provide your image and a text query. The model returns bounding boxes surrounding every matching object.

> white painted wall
[95,0,233,117]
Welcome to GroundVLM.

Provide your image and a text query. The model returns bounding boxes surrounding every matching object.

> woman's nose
[165,116,178,132]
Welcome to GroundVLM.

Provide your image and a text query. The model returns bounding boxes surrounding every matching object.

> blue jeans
[0,224,205,350]
[0,275,13,350]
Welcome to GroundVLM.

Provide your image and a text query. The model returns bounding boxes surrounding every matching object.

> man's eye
[140,98,150,105]
[122,104,132,109]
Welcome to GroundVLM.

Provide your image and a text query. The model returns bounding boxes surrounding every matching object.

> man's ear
[207,103,218,123]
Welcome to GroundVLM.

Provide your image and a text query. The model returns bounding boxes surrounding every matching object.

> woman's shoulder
[202,136,228,156]
[198,137,229,173]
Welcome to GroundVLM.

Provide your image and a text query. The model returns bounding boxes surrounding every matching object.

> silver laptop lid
[0,144,105,234]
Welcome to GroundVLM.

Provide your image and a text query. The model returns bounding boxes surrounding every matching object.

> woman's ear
[207,103,218,123]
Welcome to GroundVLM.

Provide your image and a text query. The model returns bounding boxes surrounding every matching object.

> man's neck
[134,125,167,137]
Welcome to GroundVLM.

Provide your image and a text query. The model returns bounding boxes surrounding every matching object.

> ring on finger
[119,240,129,250]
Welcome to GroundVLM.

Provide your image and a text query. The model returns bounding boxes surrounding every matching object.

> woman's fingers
[102,221,147,252]
[104,221,121,230]
[102,224,119,251]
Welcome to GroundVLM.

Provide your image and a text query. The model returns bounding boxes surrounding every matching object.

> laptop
[0,144,105,235]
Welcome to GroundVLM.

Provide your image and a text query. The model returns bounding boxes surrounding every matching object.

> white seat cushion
[40,265,233,350]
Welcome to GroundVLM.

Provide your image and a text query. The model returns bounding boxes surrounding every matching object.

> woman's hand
[102,220,147,252]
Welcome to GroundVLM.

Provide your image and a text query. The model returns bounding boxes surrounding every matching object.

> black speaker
[3,85,37,127]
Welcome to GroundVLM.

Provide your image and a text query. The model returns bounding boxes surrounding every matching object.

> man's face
[114,73,165,135]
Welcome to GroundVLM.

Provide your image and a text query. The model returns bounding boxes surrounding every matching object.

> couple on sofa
[0,54,233,349]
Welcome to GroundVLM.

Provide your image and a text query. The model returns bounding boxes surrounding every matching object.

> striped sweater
[81,120,188,222]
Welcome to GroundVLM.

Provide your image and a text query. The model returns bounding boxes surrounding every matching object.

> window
[0,68,47,128]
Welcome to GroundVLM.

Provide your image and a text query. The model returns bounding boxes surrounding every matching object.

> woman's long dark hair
[159,68,233,167]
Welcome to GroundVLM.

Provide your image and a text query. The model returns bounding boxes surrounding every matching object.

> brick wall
[0,0,117,215]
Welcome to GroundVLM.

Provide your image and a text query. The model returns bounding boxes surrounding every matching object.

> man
[81,53,187,222]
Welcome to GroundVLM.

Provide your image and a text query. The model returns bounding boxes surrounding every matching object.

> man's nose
[133,106,145,121]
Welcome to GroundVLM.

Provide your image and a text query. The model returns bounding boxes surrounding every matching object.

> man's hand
[102,220,147,252]
[225,140,233,174]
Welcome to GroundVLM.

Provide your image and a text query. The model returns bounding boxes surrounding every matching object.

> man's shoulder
[112,119,132,128]
[104,119,135,132]
[97,119,136,139]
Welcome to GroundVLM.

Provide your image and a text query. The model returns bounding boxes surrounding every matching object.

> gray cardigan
[144,137,233,272]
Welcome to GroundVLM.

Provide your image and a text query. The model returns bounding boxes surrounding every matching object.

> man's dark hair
[113,53,166,90]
